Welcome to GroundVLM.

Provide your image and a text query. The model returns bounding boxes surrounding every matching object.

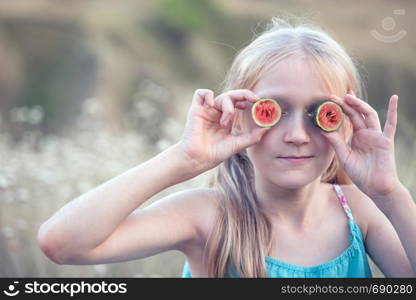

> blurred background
[1,0,415,277]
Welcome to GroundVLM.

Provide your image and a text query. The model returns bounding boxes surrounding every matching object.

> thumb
[320,130,350,164]
[233,127,271,152]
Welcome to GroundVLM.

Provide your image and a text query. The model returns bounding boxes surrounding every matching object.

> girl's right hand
[179,89,271,171]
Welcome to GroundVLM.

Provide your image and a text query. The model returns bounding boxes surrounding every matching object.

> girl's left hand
[321,92,401,201]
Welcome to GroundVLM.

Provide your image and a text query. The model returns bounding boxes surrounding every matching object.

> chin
[273,176,316,189]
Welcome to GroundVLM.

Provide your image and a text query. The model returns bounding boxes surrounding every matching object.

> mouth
[277,156,315,164]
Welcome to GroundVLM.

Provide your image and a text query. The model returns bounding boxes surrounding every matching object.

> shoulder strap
[333,184,354,220]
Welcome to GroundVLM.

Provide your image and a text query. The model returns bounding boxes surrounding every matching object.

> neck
[255,177,328,228]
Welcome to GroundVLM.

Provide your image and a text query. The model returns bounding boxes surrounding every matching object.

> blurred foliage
[0,0,415,277]
[158,0,211,36]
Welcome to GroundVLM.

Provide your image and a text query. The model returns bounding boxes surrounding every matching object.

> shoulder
[335,184,383,240]
[177,188,221,232]
[155,188,221,250]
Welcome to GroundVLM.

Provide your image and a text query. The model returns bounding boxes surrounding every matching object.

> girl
[37,17,416,278]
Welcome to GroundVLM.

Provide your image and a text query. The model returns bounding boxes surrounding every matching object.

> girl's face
[241,57,347,188]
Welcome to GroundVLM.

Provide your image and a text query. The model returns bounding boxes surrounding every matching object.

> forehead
[252,57,331,107]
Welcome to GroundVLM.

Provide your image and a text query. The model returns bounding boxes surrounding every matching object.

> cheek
[246,130,272,163]
[314,133,335,159]
[316,132,332,149]
[314,138,338,176]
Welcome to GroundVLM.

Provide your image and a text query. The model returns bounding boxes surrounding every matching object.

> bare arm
[322,93,415,276]
[367,184,416,276]
[349,185,414,277]
[38,88,266,265]
[37,143,205,264]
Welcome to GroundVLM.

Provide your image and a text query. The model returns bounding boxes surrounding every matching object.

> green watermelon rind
[313,100,344,132]
[251,98,282,128]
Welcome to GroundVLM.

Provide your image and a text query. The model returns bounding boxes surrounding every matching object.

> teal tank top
[182,184,373,278]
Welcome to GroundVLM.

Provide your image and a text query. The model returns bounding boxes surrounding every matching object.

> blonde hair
[205,17,364,277]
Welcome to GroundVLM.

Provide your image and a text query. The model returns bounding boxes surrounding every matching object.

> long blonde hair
[205,17,364,277]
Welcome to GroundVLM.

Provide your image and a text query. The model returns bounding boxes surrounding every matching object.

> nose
[282,112,311,145]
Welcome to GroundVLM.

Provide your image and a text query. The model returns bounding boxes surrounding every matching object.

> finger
[329,95,366,131]
[233,127,271,151]
[193,89,218,114]
[213,89,259,110]
[215,90,259,127]
[235,101,249,110]
[344,94,382,132]
[228,89,260,103]
[320,129,351,166]
[197,89,220,112]
[383,95,398,139]
[204,90,215,108]
[215,94,235,127]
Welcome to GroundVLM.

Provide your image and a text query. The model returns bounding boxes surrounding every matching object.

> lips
[278,156,314,159]
[277,155,314,165]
